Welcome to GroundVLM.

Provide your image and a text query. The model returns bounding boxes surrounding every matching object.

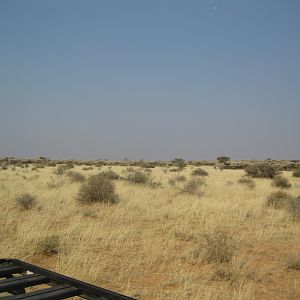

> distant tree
[217,156,230,164]
[173,158,186,171]
[245,162,279,179]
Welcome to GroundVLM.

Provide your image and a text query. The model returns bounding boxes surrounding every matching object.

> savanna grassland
[0,162,300,300]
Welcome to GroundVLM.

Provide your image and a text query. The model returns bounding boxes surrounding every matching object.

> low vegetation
[272,175,291,189]
[77,174,119,204]
[15,193,37,210]
[124,169,160,188]
[100,170,120,180]
[238,176,255,189]
[292,168,300,177]
[66,171,85,183]
[47,175,65,189]
[191,167,209,176]
[265,191,292,209]
[203,231,235,263]
[285,196,300,221]
[35,235,60,256]
[1,162,299,299]
[244,162,279,178]
[181,177,205,195]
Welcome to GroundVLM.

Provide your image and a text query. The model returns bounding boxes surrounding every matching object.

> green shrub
[203,231,235,263]
[272,175,291,189]
[192,168,209,177]
[125,170,150,185]
[67,171,85,183]
[77,174,119,204]
[15,193,37,210]
[100,170,120,180]
[181,178,205,195]
[265,191,292,209]
[172,158,186,171]
[238,176,255,189]
[217,156,230,164]
[292,169,300,177]
[244,162,279,179]
[36,235,60,256]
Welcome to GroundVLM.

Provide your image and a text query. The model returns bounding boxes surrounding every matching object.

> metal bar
[0,259,135,300]
[0,274,49,293]
[0,284,81,300]
[0,267,23,278]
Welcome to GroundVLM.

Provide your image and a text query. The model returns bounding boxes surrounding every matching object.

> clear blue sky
[0,0,299,160]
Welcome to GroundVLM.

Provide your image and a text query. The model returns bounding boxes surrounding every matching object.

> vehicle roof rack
[0,259,135,300]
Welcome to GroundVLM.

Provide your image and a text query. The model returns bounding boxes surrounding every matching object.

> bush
[100,170,120,180]
[63,163,74,170]
[217,156,230,164]
[175,175,186,182]
[285,196,300,221]
[125,170,150,185]
[66,171,85,183]
[238,176,255,189]
[168,175,186,188]
[77,174,119,204]
[292,169,300,177]
[15,193,37,210]
[36,235,60,256]
[82,166,93,171]
[272,175,291,189]
[172,158,186,171]
[181,178,205,195]
[203,231,235,263]
[54,165,65,176]
[244,162,279,179]
[266,191,292,209]
[47,176,65,189]
[192,168,209,177]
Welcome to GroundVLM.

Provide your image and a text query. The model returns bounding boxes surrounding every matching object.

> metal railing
[0,259,135,300]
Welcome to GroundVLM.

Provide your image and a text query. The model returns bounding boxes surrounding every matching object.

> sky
[0,0,299,160]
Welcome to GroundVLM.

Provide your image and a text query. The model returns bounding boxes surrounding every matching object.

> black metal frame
[0,259,135,300]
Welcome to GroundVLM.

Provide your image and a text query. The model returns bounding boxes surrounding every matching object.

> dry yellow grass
[1,165,300,299]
